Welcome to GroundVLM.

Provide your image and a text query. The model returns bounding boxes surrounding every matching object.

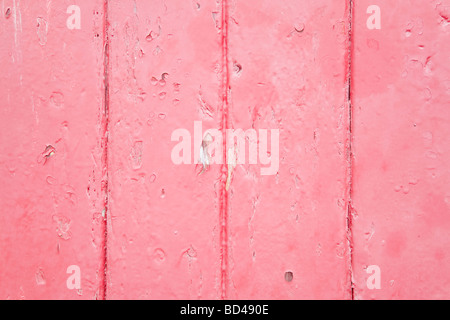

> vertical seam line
[100,0,110,301]
[220,0,230,300]
[346,0,355,300]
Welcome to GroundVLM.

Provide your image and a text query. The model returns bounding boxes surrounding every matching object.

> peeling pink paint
[351,0,450,300]
[0,0,450,300]
[0,0,107,299]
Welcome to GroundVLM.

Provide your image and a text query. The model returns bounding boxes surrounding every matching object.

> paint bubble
[146,30,158,42]
[46,175,57,185]
[294,22,305,33]
[186,246,197,258]
[53,215,72,240]
[151,77,159,85]
[50,92,65,109]
[130,141,143,170]
[35,269,46,286]
[37,17,48,46]
[153,248,166,263]
[149,174,157,183]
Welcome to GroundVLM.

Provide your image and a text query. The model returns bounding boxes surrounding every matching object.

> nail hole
[285,271,294,282]
[233,61,242,76]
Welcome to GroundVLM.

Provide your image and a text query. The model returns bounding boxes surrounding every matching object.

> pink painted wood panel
[0,0,107,299]
[106,0,225,299]
[226,0,352,299]
[1,0,450,300]
[351,0,450,299]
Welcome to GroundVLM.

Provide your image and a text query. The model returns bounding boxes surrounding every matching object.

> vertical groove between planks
[220,0,230,300]
[100,0,110,301]
[346,0,355,300]
[98,0,357,300]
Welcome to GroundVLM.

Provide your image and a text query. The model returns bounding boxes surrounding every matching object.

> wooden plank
[106,0,224,299]
[351,0,450,299]
[225,0,352,299]
[0,0,106,299]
